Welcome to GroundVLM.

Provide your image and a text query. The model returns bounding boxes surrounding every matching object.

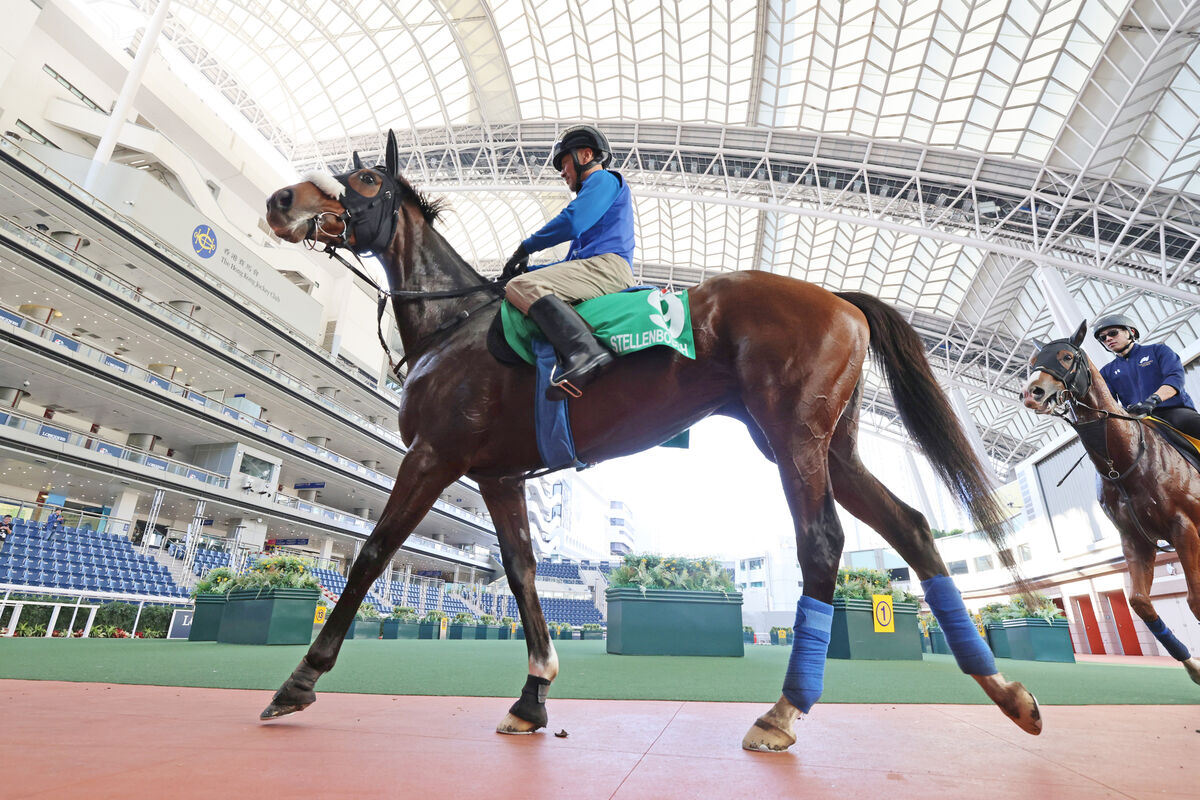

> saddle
[1145,417,1200,475]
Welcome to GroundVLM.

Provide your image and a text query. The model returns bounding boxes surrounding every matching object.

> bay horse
[1022,323,1200,683]
[259,131,1042,751]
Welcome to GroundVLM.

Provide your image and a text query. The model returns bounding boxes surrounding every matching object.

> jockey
[501,124,636,399]
[1093,314,1200,439]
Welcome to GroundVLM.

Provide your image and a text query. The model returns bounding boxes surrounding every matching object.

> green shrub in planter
[769,626,793,645]
[189,567,237,641]
[743,625,755,644]
[580,623,604,640]
[346,604,382,639]
[498,616,517,640]
[216,556,320,645]
[419,610,446,639]
[993,593,1073,662]
[382,607,420,639]
[827,568,922,660]
[448,612,477,639]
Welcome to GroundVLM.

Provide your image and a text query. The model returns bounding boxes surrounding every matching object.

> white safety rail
[0,584,191,638]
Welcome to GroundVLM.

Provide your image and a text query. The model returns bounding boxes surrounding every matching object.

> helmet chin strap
[569,149,600,192]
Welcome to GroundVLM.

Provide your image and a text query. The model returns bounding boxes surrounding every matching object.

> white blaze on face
[302,170,346,200]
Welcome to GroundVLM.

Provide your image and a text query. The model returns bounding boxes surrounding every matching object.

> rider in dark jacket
[1094,314,1200,439]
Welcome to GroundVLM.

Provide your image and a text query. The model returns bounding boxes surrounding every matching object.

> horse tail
[835,291,1021,580]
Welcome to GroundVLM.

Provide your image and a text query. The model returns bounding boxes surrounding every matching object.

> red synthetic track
[2,679,1194,799]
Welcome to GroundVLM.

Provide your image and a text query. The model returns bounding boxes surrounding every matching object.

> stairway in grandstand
[0,518,187,597]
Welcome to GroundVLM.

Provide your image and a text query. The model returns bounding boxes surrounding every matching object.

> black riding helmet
[550,125,613,173]
[1091,313,1141,342]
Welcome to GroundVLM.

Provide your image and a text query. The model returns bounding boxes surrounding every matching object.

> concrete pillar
[108,488,141,531]
[226,518,268,550]
[361,459,379,471]
[126,433,157,452]
[0,387,29,408]
[903,449,938,524]
[253,349,278,365]
[319,537,334,567]
[432,533,445,543]
[84,0,172,192]
[307,435,328,448]
[317,387,338,398]
[1033,266,1108,364]
[353,506,370,520]
[297,489,317,502]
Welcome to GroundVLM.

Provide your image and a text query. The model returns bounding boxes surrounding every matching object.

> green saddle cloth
[501,288,696,365]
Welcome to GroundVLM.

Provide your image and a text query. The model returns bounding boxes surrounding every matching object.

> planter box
[743,631,755,644]
[929,629,952,655]
[827,599,922,660]
[345,619,381,639]
[1002,618,1075,662]
[605,587,744,657]
[448,623,476,640]
[580,629,604,640]
[418,621,442,639]
[187,594,226,642]
[498,624,517,640]
[920,633,931,653]
[475,625,503,640]
[552,628,574,640]
[382,620,420,639]
[985,623,1011,658]
[515,627,525,640]
[216,588,319,645]
[770,630,792,645]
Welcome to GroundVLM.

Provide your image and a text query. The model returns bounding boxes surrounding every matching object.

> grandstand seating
[535,560,583,583]
[0,518,187,597]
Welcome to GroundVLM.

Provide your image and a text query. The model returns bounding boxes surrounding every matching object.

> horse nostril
[1030,387,1043,400]
[270,188,293,211]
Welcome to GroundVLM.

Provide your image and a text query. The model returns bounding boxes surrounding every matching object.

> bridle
[1030,338,1162,550]
[301,162,503,378]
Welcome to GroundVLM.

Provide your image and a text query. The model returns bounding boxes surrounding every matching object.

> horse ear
[352,152,364,170]
[1070,320,1087,347]
[385,130,399,177]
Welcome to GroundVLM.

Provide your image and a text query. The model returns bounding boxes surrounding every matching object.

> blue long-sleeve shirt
[522,170,635,267]
[1099,342,1195,410]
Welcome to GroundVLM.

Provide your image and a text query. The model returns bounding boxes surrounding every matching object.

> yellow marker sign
[314,607,327,624]
[872,594,895,633]
[439,617,448,639]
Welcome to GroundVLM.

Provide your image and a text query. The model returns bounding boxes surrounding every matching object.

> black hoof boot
[260,658,321,720]
[505,674,551,731]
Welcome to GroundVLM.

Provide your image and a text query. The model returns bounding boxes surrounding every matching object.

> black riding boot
[526,295,614,401]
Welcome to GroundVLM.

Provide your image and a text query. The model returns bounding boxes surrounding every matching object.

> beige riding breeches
[504,252,636,313]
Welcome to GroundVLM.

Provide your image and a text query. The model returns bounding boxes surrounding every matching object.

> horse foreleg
[477,478,557,734]
[261,443,463,720]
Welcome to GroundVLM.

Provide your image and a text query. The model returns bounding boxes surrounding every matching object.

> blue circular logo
[192,224,217,258]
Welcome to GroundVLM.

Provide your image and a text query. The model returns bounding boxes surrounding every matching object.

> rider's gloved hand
[500,244,529,282]
[1125,393,1162,416]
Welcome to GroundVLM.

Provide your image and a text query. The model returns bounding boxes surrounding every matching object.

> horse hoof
[741,717,797,752]
[496,712,542,735]
[259,700,312,721]
[974,674,1042,735]
[1184,657,1200,686]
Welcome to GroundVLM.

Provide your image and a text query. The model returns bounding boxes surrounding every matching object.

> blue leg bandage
[922,575,996,676]
[1146,617,1192,661]
[781,595,834,714]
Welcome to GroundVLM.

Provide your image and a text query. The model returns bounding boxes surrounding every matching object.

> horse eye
[360,173,375,184]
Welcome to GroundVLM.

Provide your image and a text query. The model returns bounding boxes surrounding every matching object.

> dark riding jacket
[1099,342,1195,410]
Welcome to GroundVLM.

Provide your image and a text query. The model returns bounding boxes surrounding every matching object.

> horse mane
[395,174,447,224]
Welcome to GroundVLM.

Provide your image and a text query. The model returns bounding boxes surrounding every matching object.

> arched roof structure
[86,0,1200,477]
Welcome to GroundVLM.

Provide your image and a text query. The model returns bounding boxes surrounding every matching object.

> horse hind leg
[261,444,463,720]
[1151,523,1200,685]
[826,399,1041,734]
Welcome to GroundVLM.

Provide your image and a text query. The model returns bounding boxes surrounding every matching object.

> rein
[312,224,504,379]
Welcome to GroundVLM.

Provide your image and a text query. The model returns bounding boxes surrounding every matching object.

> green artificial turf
[1,638,1198,705]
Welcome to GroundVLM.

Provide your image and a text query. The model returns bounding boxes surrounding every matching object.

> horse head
[1021,321,1097,415]
[265,130,406,255]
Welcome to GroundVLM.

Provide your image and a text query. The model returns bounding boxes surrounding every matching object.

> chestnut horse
[259,131,1042,750]
[1022,323,1200,683]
